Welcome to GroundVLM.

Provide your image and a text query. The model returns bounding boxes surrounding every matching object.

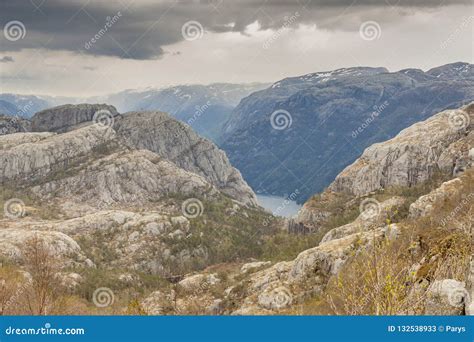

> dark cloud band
[0,0,470,59]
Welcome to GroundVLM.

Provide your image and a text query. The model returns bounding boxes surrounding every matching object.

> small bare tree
[23,235,60,315]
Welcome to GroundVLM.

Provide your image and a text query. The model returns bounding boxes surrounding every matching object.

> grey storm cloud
[0,0,471,59]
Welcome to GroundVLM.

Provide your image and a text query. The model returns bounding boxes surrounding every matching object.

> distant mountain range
[2,62,473,202]
[220,62,474,202]
[0,83,268,142]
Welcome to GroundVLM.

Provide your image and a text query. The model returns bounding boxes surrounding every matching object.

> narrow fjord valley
[0,64,473,316]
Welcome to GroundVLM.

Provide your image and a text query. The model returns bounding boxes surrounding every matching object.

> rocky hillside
[0,104,276,298]
[330,103,474,195]
[132,102,472,316]
[221,62,474,201]
[0,100,471,317]
[19,104,257,206]
[114,111,257,205]
[134,166,472,315]
[0,114,31,135]
[297,103,473,232]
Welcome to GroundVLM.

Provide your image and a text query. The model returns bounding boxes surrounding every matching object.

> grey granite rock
[115,111,257,205]
[31,103,119,133]
[330,103,474,196]
[0,114,31,135]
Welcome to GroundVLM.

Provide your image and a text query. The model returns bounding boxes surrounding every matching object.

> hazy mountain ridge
[0,83,268,142]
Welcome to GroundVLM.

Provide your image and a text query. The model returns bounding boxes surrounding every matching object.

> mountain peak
[427,62,472,79]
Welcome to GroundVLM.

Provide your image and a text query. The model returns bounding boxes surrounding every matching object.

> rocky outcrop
[424,279,468,315]
[178,273,220,292]
[0,209,205,275]
[14,104,258,206]
[330,103,474,195]
[0,124,115,185]
[321,197,404,243]
[31,149,217,211]
[241,261,272,274]
[0,132,54,150]
[467,259,474,315]
[0,228,91,268]
[31,104,119,133]
[230,225,397,314]
[115,111,257,206]
[408,178,465,219]
[0,114,31,135]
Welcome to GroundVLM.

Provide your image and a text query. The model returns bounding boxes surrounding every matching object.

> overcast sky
[0,0,472,96]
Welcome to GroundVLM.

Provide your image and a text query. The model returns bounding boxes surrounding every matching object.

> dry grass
[290,169,473,315]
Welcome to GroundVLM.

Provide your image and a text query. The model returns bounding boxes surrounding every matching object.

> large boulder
[321,197,404,243]
[424,279,468,315]
[409,178,464,219]
[31,104,119,133]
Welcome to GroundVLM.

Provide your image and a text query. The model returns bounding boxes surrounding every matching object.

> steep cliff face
[329,103,473,196]
[221,63,474,201]
[115,111,257,206]
[24,104,257,206]
[31,104,119,133]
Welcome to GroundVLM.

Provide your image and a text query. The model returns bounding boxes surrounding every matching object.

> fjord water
[256,194,302,218]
